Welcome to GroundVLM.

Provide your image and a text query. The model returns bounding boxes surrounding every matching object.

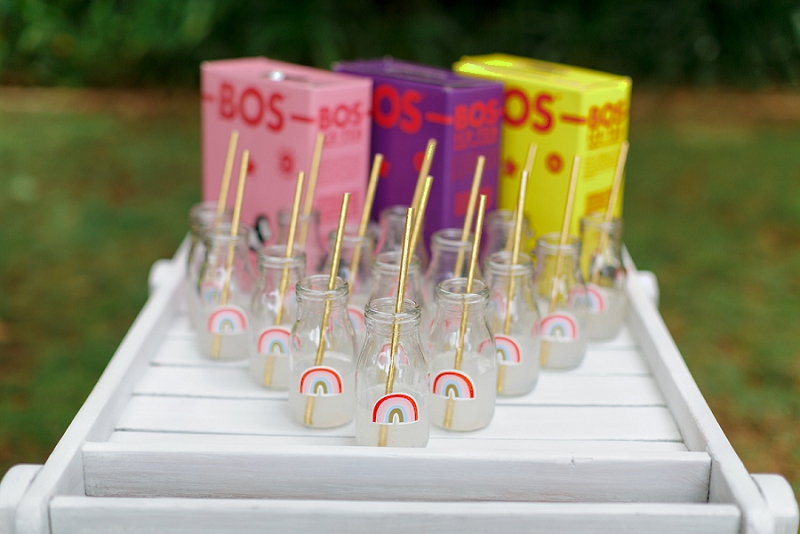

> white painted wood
[623,249,778,534]
[50,496,741,534]
[165,315,195,339]
[567,348,650,376]
[751,475,799,534]
[586,324,638,351]
[13,242,188,534]
[82,441,710,502]
[107,431,690,452]
[133,366,664,406]
[636,270,660,307]
[117,395,682,441]
[150,337,246,368]
[0,465,41,534]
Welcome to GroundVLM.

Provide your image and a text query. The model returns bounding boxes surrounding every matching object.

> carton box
[453,54,631,243]
[201,57,372,241]
[333,58,504,247]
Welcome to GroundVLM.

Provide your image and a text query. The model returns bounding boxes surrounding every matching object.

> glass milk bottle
[249,244,306,390]
[374,205,429,268]
[197,223,256,360]
[322,226,374,351]
[428,279,496,431]
[356,297,429,447]
[480,209,532,269]
[370,251,425,308]
[185,201,231,330]
[580,214,628,341]
[485,251,540,396]
[533,234,589,370]
[288,275,357,428]
[278,209,326,275]
[423,229,480,318]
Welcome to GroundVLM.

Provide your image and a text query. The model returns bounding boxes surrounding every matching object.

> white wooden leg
[0,465,42,534]
[148,259,175,295]
[751,474,799,534]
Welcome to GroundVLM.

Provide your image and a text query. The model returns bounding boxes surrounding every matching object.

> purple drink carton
[333,58,503,247]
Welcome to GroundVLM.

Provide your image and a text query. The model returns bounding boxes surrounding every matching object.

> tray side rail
[12,243,188,534]
[623,249,779,534]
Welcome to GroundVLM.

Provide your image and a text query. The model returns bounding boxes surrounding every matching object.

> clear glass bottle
[374,205,429,268]
[427,279,496,431]
[580,214,627,341]
[356,297,429,447]
[288,275,357,428]
[480,209,533,269]
[485,251,540,396]
[533,233,589,370]
[197,223,256,360]
[369,250,425,314]
[277,209,327,275]
[249,244,306,390]
[185,201,231,330]
[422,228,481,318]
[321,225,374,351]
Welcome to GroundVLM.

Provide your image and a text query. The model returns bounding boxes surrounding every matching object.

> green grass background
[0,90,798,501]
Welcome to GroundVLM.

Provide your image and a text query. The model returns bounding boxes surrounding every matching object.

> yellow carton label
[454,54,631,246]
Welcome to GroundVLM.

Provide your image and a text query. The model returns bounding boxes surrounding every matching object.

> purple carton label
[334,59,504,247]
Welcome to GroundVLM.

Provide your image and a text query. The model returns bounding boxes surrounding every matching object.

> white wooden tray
[2,241,797,534]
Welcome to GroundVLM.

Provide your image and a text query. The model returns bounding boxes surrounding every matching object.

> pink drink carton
[201,57,372,241]
[332,58,503,247]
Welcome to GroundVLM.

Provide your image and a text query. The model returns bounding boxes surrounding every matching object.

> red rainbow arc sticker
[540,312,579,342]
[432,370,475,399]
[347,305,365,333]
[584,283,608,313]
[494,334,522,366]
[299,366,343,397]
[256,326,291,355]
[372,393,419,425]
[207,305,248,334]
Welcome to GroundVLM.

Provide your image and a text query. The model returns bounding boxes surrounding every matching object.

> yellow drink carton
[453,54,630,244]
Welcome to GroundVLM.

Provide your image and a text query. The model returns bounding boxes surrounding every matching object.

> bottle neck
[296,274,349,311]
[257,244,306,281]
[365,297,421,336]
[435,278,489,313]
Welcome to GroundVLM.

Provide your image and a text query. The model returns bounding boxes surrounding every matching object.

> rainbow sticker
[200,281,221,304]
[432,370,475,399]
[568,286,587,309]
[256,326,291,355]
[478,338,495,354]
[377,342,410,367]
[372,393,419,425]
[347,305,365,333]
[299,366,343,396]
[585,283,607,313]
[495,334,522,365]
[207,305,248,334]
[540,312,579,342]
[488,288,506,317]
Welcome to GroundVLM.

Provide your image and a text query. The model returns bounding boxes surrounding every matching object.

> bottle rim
[580,212,624,235]
[296,274,348,301]
[435,278,489,305]
[365,297,421,326]
[257,244,306,269]
[327,224,375,249]
[277,209,320,224]
[379,205,409,224]
[536,233,581,255]
[190,201,231,230]
[373,250,421,275]
[201,223,252,244]
[431,228,473,251]
[486,250,534,275]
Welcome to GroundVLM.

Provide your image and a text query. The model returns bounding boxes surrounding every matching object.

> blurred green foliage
[2,0,800,86]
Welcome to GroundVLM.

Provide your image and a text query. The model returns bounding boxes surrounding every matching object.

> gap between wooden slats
[50,497,740,534]
[132,367,665,406]
[116,396,682,441]
[107,431,689,452]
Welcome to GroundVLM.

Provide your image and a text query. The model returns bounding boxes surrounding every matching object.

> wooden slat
[133,366,665,406]
[107,431,690,452]
[116,396,682,441]
[82,441,710,503]
[50,496,740,534]
[151,337,246,368]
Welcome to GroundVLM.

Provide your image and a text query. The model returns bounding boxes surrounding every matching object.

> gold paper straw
[591,141,629,284]
[304,192,350,426]
[410,139,437,214]
[215,130,239,224]
[347,154,383,297]
[454,156,485,279]
[408,176,433,260]
[264,171,305,387]
[378,207,414,447]
[540,155,580,366]
[445,195,486,428]
[211,149,249,359]
[298,132,325,247]
[505,143,537,253]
